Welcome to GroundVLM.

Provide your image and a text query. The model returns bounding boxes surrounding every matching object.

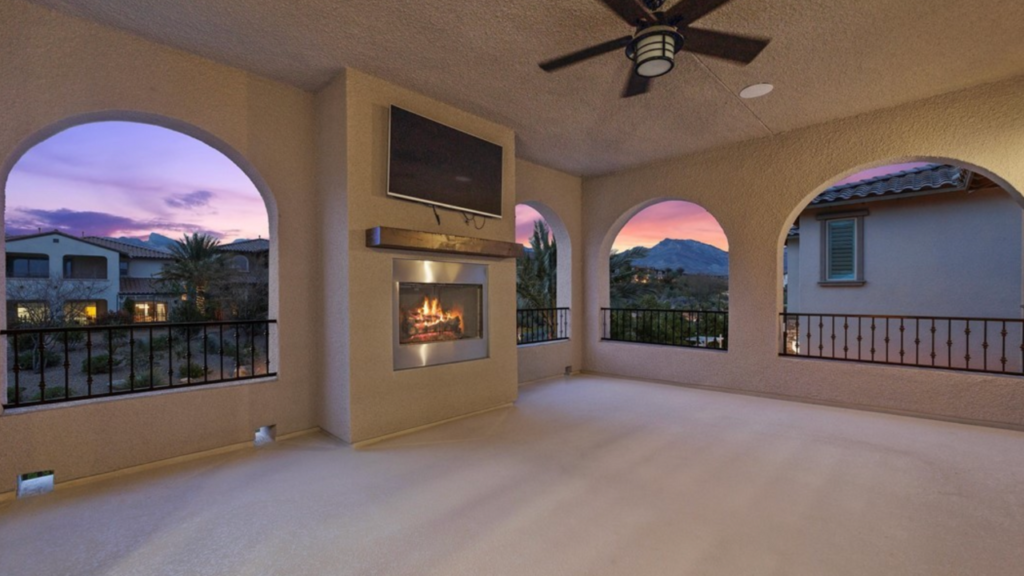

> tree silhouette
[516,220,557,309]
[157,233,227,316]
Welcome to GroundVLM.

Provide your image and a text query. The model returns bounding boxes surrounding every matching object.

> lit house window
[6,254,49,278]
[13,302,48,322]
[64,300,106,323]
[133,301,168,323]
[818,211,866,285]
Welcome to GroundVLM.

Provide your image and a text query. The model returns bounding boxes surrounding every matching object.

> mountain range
[110,233,254,253]
[627,238,729,276]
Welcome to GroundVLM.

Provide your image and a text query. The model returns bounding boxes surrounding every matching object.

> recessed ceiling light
[740,83,774,99]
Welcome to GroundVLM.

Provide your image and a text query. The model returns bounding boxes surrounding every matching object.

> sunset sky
[5,121,268,242]
[612,201,728,252]
[515,204,551,247]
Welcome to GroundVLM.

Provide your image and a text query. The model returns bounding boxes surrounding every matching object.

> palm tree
[516,220,557,310]
[158,233,227,316]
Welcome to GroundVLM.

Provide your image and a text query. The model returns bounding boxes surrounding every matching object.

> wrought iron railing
[517,308,570,345]
[3,319,277,408]
[602,308,728,350]
[780,312,1024,375]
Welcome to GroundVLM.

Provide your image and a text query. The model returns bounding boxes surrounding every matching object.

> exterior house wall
[6,235,119,310]
[785,239,801,312]
[0,0,319,495]
[126,259,164,279]
[790,188,1022,318]
[515,160,585,384]
[582,74,1024,430]
[317,69,519,444]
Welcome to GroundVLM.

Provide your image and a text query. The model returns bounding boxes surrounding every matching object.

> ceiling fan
[539,0,770,98]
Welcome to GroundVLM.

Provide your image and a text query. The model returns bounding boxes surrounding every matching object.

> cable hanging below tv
[387,106,504,219]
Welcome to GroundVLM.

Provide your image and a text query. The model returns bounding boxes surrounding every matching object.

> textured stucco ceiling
[25,0,1024,176]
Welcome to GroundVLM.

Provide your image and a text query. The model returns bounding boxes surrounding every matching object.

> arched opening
[780,160,1024,375]
[3,118,276,407]
[515,202,571,344]
[603,200,729,349]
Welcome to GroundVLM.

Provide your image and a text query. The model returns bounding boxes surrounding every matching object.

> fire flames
[401,297,464,343]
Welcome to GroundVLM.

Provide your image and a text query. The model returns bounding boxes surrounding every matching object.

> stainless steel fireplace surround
[393,259,488,370]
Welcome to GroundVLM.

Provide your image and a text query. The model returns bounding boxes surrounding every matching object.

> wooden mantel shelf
[366,226,524,259]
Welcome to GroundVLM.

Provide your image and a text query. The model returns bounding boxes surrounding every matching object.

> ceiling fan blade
[539,36,633,72]
[665,0,733,27]
[622,71,651,98]
[680,27,769,64]
[597,0,656,25]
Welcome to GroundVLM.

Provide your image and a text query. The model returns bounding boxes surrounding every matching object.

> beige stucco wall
[0,0,320,494]
[515,160,585,383]
[317,69,519,443]
[583,75,1024,429]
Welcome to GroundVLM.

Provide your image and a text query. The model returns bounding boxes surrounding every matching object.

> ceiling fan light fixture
[628,26,683,78]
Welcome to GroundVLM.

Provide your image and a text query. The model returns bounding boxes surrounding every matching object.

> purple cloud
[165,190,214,210]
[5,208,228,240]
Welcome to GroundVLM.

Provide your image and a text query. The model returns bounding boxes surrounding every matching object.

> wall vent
[255,425,277,446]
[17,470,54,498]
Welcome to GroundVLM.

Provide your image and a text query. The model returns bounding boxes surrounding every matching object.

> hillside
[630,239,729,276]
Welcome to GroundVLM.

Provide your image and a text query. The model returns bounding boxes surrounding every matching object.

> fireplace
[393,259,488,370]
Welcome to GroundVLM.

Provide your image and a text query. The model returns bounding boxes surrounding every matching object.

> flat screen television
[387,106,503,218]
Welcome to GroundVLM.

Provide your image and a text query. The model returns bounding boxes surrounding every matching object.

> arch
[600,198,730,349]
[777,157,1024,369]
[517,200,572,309]
[0,111,280,324]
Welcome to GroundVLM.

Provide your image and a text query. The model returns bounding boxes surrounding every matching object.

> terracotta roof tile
[811,164,968,205]
[84,237,172,259]
[119,277,177,296]
[218,239,269,253]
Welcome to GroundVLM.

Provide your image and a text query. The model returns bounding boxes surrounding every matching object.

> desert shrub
[177,362,208,380]
[16,350,62,370]
[149,334,170,351]
[128,369,167,389]
[220,339,254,364]
[43,385,67,400]
[14,333,36,351]
[82,353,123,375]
[16,386,41,403]
[202,333,222,354]
[64,330,86,348]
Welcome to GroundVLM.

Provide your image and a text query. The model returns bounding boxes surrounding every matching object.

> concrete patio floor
[1,374,1023,575]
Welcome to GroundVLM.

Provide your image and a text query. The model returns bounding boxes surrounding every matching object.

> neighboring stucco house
[5,231,269,324]
[784,165,1022,368]
[786,164,1022,319]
